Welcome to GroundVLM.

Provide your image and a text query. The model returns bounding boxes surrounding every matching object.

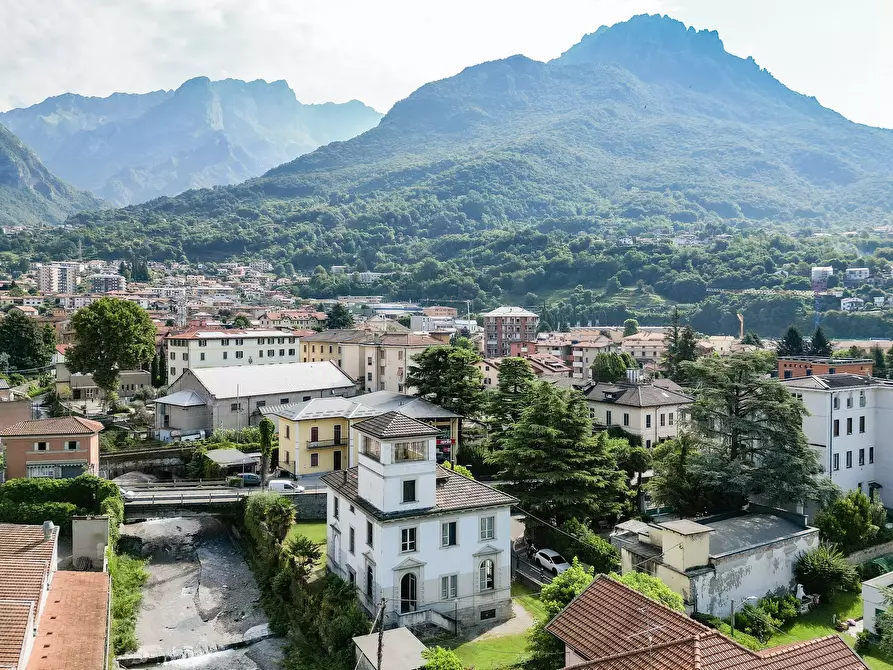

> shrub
[856,630,873,654]
[734,603,774,643]
[108,551,149,654]
[691,612,764,650]
[815,490,884,553]
[757,593,799,627]
[794,543,860,599]
[609,571,684,612]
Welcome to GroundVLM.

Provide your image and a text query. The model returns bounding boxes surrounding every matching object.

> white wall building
[782,374,891,497]
[165,329,303,379]
[863,571,893,635]
[37,264,79,294]
[841,297,865,312]
[322,412,516,631]
[845,268,871,283]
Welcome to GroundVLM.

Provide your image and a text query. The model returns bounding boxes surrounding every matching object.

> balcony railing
[306,438,347,449]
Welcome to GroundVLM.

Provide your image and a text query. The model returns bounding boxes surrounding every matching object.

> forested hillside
[5,14,893,336]
[0,78,382,205]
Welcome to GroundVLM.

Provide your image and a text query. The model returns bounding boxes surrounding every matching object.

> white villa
[322,411,516,631]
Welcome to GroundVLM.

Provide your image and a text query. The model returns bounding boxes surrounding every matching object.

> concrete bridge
[101,444,196,479]
[123,486,326,520]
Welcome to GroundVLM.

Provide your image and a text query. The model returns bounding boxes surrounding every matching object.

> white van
[267,479,305,493]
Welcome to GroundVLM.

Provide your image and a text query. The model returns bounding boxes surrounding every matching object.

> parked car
[268,479,305,493]
[118,487,136,502]
[534,549,570,575]
[234,473,262,487]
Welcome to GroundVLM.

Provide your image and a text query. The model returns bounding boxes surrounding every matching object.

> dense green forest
[6,15,893,337]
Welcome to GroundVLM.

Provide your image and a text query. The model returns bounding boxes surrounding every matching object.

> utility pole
[376,598,386,670]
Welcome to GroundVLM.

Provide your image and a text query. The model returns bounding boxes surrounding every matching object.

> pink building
[0,417,103,480]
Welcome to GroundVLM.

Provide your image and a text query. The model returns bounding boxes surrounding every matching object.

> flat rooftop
[705,513,809,556]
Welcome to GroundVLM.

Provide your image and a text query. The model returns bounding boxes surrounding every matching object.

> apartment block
[482,307,539,358]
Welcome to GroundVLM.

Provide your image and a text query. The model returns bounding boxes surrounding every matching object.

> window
[858,482,863,492]
[646,439,652,449]
[847,396,854,409]
[367,356,373,365]
[222,351,228,360]
[310,453,319,467]
[170,351,176,360]
[870,447,875,464]
[311,345,316,353]
[623,413,630,427]
[235,351,244,359]
[256,401,266,408]
[367,521,373,547]
[199,339,207,347]
[288,348,295,356]
[481,608,496,621]
[860,392,866,407]
[860,416,866,433]
[783,370,792,379]
[367,372,372,381]
[349,527,355,554]
[268,349,275,357]
[401,527,417,552]
[479,559,495,591]
[668,412,674,425]
[645,415,652,428]
[334,497,339,519]
[347,567,355,586]
[829,367,836,375]
[170,367,176,376]
[303,395,311,401]
[847,418,853,435]
[280,398,290,404]
[362,436,382,461]
[480,516,495,541]
[221,338,230,346]
[278,337,285,345]
[606,410,612,425]
[230,402,241,412]
[833,396,840,409]
[236,338,244,346]
[285,425,290,439]
[846,451,853,468]
[859,448,865,466]
[400,573,417,613]
[65,441,78,450]
[402,480,417,503]
[259,350,264,358]
[35,441,48,451]
[833,419,840,437]
[441,575,458,600]
[394,441,426,462]
[833,453,840,471]
[660,414,665,427]
[442,521,457,547]
[366,565,373,599]
[200,352,205,361]
[279,349,285,357]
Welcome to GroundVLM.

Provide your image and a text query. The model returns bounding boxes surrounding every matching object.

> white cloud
[1,0,891,127]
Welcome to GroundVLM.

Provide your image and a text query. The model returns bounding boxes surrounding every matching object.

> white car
[534,549,571,575]
[118,487,136,502]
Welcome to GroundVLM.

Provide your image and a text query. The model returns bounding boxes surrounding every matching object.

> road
[124,486,322,506]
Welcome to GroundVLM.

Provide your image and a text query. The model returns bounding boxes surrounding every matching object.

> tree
[872,345,887,378]
[487,357,536,449]
[794,543,858,599]
[489,383,628,525]
[623,318,639,337]
[613,441,652,512]
[814,490,886,553]
[663,308,699,381]
[421,647,465,670]
[648,433,717,517]
[0,309,55,371]
[66,298,156,398]
[527,559,595,670]
[591,351,636,383]
[776,325,805,356]
[407,345,483,418]
[741,331,763,347]
[326,303,354,329]
[259,417,275,488]
[232,314,250,329]
[681,352,836,511]
[609,571,684,612]
[809,326,832,357]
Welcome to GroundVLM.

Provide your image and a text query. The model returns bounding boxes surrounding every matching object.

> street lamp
[730,596,758,638]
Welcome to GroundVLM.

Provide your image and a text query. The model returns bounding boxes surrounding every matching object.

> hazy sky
[3,0,892,127]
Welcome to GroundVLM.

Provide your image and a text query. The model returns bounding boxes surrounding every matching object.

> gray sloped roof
[357,391,460,419]
[189,362,355,399]
[153,390,206,407]
[354,411,439,439]
[260,396,379,421]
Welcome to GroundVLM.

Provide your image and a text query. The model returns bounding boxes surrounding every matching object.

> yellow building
[262,393,461,478]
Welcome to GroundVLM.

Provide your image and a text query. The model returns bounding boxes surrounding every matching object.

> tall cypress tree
[489,383,628,525]
[777,325,805,356]
[487,358,536,449]
[809,327,832,357]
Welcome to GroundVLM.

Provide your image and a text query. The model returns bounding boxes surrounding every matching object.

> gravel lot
[122,516,283,668]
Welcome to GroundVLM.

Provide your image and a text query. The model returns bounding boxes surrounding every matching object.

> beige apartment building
[620,331,667,362]
[301,330,441,393]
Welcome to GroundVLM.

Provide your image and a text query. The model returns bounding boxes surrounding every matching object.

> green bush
[856,630,873,654]
[757,593,799,627]
[691,612,764,650]
[733,603,774,643]
[529,518,620,575]
[108,551,149,654]
[794,543,860,599]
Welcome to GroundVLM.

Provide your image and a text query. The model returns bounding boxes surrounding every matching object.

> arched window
[400,573,417,613]
[479,559,495,591]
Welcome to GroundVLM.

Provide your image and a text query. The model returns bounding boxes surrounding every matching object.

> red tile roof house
[0,417,103,480]
[547,575,867,670]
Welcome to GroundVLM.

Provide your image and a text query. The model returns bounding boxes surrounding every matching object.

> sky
[2,0,892,127]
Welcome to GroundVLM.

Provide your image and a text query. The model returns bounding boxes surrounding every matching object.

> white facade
[783,375,890,496]
[324,417,514,631]
[845,268,871,283]
[811,266,834,283]
[863,571,893,635]
[841,297,865,312]
[166,329,302,378]
[37,264,78,294]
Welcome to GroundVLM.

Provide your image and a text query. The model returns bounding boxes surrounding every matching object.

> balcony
[306,438,347,449]
[573,361,584,368]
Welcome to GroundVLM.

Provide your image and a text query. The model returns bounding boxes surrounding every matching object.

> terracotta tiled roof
[355,411,439,439]
[322,465,516,522]
[0,523,58,563]
[550,576,867,670]
[26,571,110,670]
[0,559,48,617]
[0,600,32,668]
[0,416,104,437]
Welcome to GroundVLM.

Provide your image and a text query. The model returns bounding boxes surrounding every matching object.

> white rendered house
[322,411,516,630]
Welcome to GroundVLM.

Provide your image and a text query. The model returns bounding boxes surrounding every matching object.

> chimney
[42,520,55,541]
[626,368,642,385]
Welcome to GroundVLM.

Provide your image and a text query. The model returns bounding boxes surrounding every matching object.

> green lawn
[451,634,528,670]
[511,583,548,621]
[287,521,328,582]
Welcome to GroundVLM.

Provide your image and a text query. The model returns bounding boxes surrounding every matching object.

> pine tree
[681,352,836,510]
[873,345,887,378]
[662,307,699,381]
[407,345,483,418]
[809,327,832,357]
[591,352,636,383]
[487,358,536,449]
[489,383,629,525]
[776,325,805,356]
[325,303,354,329]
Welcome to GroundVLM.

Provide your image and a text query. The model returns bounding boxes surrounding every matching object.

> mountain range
[0,78,383,206]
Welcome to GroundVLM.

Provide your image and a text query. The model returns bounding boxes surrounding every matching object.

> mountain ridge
[0,78,383,205]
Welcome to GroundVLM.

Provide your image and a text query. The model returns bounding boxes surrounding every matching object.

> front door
[333,450,342,471]
[310,426,319,444]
